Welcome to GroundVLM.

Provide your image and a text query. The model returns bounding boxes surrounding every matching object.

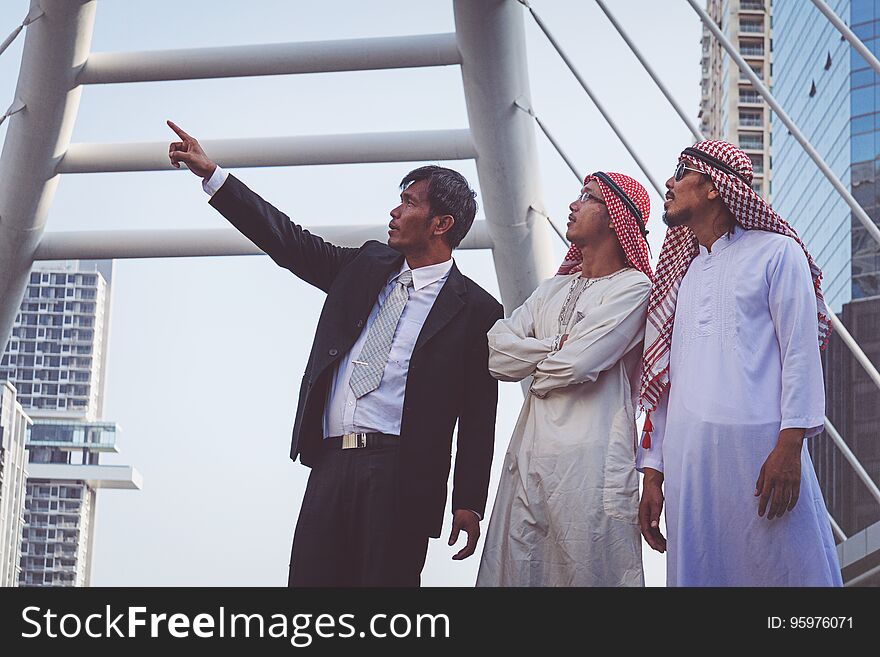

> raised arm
[167,120,358,292]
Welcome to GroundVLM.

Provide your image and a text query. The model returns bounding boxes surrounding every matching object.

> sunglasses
[674,162,706,181]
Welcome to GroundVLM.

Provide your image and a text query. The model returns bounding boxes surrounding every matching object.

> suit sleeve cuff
[202,166,228,197]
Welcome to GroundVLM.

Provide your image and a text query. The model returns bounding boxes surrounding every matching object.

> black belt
[325,432,399,450]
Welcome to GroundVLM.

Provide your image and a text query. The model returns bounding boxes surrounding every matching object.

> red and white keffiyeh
[638,139,831,447]
[556,171,653,280]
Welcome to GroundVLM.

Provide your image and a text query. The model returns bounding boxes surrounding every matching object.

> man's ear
[706,184,721,201]
[433,214,455,238]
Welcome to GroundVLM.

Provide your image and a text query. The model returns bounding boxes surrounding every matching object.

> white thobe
[477,269,651,587]
[638,226,842,586]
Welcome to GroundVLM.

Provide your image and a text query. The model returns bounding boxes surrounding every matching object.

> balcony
[739,22,764,34]
[740,1,765,10]
[739,138,764,151]
[740,45,765,57]
[739,92,762,104]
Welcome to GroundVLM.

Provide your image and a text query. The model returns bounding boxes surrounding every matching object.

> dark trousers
[288,441,429,587]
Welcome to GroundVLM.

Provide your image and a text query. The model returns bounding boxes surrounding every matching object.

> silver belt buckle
[341,432,368,449]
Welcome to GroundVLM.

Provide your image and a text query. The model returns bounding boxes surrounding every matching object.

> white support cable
[828,514,847,543]
[687,0,880,250]
[528,204,568,246]
[516,0,665,199]
[593,0,704,141]
[827,304,880,393]
[811,0,880,75]
[824,417,880,508]
[513,99,584,182]
[845,561,880,587]
[0,98,25,128]
[0,7,44,58]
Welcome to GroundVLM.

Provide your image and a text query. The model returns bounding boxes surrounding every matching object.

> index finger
[167,120,192,140]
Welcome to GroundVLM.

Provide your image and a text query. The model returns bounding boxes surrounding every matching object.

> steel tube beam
[688,0,880,249]
[34,222,494,260]
[454,0,555,314]
[0,0,96,356]
[58,129,477,173]
[77,33,462,84]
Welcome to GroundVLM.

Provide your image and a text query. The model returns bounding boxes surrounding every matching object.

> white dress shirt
[324,259,452,438]
[202,166,453,437]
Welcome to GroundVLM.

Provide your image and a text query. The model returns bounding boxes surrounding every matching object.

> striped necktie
[349,269,413,398]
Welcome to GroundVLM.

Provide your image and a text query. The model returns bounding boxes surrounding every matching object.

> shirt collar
[699,223,745,256]
[394,258,454,291]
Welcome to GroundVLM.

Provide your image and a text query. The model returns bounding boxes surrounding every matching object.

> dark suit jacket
[210,175,503,537]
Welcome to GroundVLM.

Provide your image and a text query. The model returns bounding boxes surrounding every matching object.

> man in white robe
[477,171,653,586]
[638,140,842,586]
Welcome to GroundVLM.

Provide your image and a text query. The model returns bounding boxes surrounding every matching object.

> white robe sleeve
[768,239,826,438]
[529,278,651,397]
[487,284,556,382]
[636,391,666,473]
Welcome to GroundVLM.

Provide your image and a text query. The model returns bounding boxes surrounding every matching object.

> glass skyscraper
[849,2,880,299]
[772,1,880,577]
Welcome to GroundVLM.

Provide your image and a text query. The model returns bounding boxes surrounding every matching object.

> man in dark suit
[167,121,502,586]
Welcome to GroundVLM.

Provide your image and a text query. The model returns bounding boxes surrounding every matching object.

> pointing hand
[167,120,216,179]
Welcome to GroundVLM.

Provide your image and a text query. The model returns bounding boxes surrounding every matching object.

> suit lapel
[414,264,466,353]
[360,249,405,317]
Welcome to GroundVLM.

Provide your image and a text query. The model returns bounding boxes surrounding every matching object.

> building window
[739,109,762,126]
[739,133,764,150]
[739,19,763,34]
[739,40,764,57]
[739,89,761,104]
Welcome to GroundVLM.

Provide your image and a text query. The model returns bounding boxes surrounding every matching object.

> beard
[662,206,689,227]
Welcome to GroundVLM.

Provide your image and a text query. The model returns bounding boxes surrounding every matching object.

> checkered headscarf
[639,140,831,428]
[556,171,653,280]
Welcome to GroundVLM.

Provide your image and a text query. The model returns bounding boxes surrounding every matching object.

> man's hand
[639,468,666,553]
[755,428,804,520]
[167,120,217,179]
[448,509,480,561]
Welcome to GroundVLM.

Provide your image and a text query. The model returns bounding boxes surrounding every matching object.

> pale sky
[0,0,705,586]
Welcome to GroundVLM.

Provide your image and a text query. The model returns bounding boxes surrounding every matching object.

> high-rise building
[770,0,879,312]
[0,259,140,586]
[1,260,113,420]
[770,1,880,583]
[700,0,773,200]
[19,421,139,587]
[0,382,30,587]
